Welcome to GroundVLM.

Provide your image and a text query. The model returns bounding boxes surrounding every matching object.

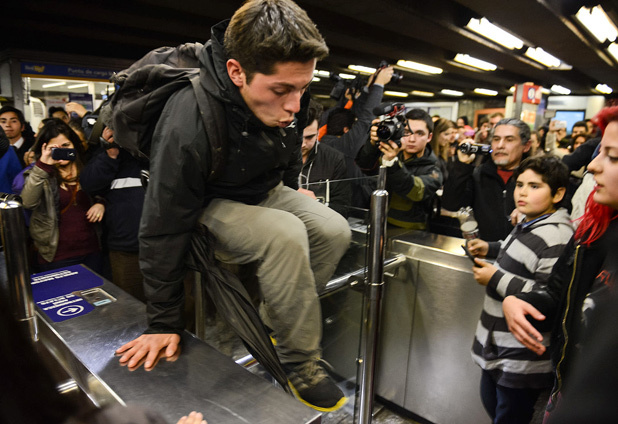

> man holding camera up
[320,66,394,209]
[356,108,443,229]
[442,118,532,241]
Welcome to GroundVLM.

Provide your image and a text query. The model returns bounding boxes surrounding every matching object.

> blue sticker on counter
[31,265,103,322]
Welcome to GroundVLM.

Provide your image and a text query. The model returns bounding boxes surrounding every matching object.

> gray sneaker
[283,359,347,412]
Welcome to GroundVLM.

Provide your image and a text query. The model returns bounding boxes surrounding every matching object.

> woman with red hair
[501,105,618,422]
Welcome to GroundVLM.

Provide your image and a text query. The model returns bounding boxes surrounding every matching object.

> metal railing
[0,194,37,341]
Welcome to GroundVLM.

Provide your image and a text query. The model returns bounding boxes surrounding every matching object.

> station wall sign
[21,62,116,81]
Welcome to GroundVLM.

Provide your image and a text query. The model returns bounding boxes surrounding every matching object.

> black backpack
[109,42,227,184]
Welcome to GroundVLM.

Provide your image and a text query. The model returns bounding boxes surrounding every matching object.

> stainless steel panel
[374,259,418,406]
[404,258,489,424]
[39,273,320,424]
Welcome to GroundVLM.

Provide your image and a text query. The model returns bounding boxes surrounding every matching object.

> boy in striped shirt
[467,156,574,424]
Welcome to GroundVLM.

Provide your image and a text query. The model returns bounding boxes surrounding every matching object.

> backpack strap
[190,73,228,183]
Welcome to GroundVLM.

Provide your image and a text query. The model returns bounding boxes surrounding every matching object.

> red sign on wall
[514,83,543,104]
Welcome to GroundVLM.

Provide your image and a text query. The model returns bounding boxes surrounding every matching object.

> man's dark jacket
[140,20,308,334]
[320,84,385,208]
[80,148,145,252]
[442,159,516,241]
[356,141,443,229]
[300,142,350,217]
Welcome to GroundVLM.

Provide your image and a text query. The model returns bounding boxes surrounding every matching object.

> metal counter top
[37,272,320,424]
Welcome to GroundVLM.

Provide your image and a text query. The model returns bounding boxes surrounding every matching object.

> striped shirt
[471,208,574,389]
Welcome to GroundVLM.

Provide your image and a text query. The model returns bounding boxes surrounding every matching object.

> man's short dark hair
[224,0,329,82]
[326,108,355,136]
[493,118,531,144]
[514,155,569,198]
[572,120,587,131]
[48,106,68,118]
[405,109,433,133]
[0,105,25,126]
[478,116,489,126]
[306,99,323,126]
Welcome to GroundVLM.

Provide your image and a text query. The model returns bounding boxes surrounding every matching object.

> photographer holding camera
[355,108,443,230]
[21,119,105,273]
[442,118,532,241]
[320,65,394,208]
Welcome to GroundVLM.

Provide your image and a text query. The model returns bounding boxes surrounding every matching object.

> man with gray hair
[442,118,531,241]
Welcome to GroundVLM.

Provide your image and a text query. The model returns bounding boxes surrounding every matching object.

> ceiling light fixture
[312,77,321,82]
[575,5,618,43]
[338,73,356,79]
[42,81,66,88]
[465,17,524,50]
[524,47,561,68]
[314,70,330,77]
[384,91,409,98]
[396,59,443,75]
[550,84,571,95]
[607,42,618,62]
[474,88,498,96]
[453,54,497,71]
[68,83,88,89]
[347,65,376,74]
[441,89,464,96]
[410,90,434,97]
[595,83,613,94]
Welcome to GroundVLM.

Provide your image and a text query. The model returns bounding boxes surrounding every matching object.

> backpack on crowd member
[109,42,227,184]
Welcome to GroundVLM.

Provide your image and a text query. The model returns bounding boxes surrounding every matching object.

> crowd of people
[0,0,616,423]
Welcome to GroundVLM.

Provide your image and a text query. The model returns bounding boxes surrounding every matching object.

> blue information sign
[31,265,104,322]
[21,62,116,81]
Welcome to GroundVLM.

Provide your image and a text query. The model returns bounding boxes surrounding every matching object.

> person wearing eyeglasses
[356,108,443,230]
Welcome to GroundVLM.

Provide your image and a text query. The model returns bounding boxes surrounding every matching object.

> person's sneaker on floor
[283,359,347,412]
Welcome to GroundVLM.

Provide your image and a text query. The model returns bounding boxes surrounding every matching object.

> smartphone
[553,120,567,130]
[461,244,481,267]
[51,148,77,161]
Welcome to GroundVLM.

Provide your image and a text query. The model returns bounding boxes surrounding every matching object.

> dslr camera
[330,60,403,101]
[458,142,492,155]
[373,102,407,146]
[329,73,365,101]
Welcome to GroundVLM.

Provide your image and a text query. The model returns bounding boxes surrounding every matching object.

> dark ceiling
[4,0,618,100]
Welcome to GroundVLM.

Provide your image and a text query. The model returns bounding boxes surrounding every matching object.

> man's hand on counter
[116,333,181,371]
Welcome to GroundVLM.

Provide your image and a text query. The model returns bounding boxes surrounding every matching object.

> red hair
[574,106,618,245]
[591,105,618,133]
[575,191,618,246]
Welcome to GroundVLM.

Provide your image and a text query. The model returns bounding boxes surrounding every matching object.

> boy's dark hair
[48,106,68,118]
[572,120,587,132]
[326,107,355,136]
[224,0,329,83]
[306,99,323,126]
[478,116,489,126]
[0,105,26,126]
[514,155,569,197]
[405,108,434,134]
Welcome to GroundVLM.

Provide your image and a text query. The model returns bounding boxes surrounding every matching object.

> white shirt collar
[12,137,24,149]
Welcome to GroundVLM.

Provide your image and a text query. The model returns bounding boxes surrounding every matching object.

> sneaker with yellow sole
[283,359,347,412]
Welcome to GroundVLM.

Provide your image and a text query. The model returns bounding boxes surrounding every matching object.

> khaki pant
[198,183,351,363]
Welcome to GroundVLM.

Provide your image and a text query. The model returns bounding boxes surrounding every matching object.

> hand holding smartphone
[462,244,481,267]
